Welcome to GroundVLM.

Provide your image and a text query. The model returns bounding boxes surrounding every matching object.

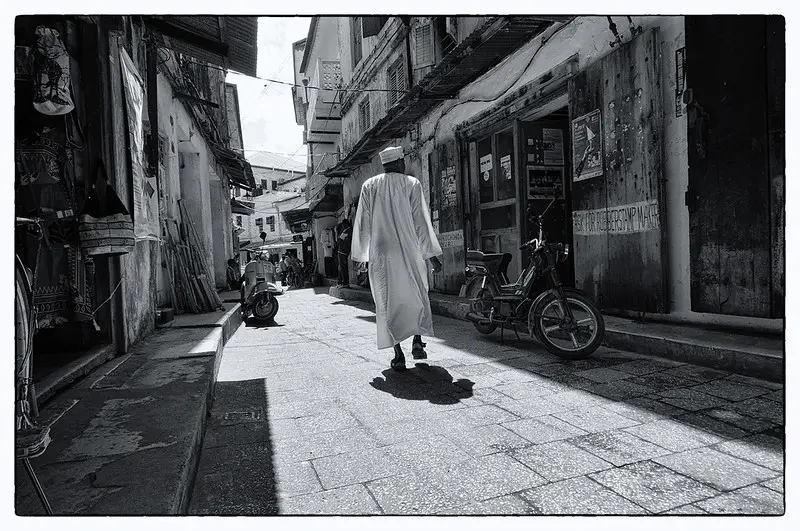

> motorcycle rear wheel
[529,291,604,360]
[469,285,498,335]
[252,295,279,321]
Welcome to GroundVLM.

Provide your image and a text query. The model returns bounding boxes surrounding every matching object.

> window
[266,215,275,232]
[414,23,434,68]
[358,97,371,135]
[236,215,242,225]
[362,16,389,38]
[260,179,267,189]
[351,17,363,68]
[271,181,278,191]
[387,58,407,108]
[477,129,517,205]
[234,186,241,197]
[255,217,264,230]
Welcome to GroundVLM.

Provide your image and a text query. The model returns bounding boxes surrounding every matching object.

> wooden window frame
[386,57,406,108]
[475,125,518,210]
[358,97,371,135]
[414,23,434,69]
[351,16,363,68]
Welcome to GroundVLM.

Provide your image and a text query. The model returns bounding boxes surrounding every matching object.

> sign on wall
[528,166,564,199]
[479,153,492,182]
[572,199,661,236]
[571,109,604,181]
[437,229,464,249]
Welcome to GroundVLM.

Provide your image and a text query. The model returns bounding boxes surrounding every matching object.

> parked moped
[464,192,605,359]
[240,254,283,323]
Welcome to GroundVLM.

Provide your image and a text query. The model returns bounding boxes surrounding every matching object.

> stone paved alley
[188,288,785,515]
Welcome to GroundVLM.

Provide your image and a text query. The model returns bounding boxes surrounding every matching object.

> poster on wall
[571,109,604,182]
[120,48,159,241]
[542,128,564,166]
[443,166,457,208]
[500,155,512,180]
[528,166,564,199]
[437,230,464,249]
[479,154,492,182]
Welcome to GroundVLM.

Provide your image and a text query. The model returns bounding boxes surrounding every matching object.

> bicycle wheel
[15,262,36,428]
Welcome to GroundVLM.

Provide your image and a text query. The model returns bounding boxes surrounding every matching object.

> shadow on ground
[370,363,474,405]
[189,377,279,515]
[244,318,285,329]
[331,298,784,454]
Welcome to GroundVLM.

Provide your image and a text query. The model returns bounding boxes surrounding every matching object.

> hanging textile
[119,47,159,241]
[32,26,75,116]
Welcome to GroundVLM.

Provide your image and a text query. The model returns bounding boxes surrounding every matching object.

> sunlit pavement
[188,287,784,515]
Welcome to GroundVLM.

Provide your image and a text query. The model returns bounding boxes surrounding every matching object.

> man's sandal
[412,341,428,360]
[390,358,407,371]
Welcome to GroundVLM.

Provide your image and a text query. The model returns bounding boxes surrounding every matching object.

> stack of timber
[162,202,224,314]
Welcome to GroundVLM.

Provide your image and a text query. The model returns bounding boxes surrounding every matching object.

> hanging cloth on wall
[79,160,135,257]
[32,26,75,116]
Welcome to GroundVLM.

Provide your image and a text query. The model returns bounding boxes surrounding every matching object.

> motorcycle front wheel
[529,290,605,360]
[252,295,279,321]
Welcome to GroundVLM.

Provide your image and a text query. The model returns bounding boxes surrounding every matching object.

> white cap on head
[379,146,404,165]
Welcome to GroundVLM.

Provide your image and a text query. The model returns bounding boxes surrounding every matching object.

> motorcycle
[240,256,284,323]
[464,192,605,360]
[226,258,242,290]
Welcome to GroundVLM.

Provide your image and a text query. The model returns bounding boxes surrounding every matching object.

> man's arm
[350,186,372,263]
[409,180,443,262]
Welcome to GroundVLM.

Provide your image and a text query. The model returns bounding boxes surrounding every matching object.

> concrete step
[328,286,783,383]
[15,303,242,515]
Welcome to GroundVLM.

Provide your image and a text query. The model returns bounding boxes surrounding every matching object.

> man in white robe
[351,146,443,371]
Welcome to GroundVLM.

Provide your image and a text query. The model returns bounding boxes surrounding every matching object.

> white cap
[379,146,404,165]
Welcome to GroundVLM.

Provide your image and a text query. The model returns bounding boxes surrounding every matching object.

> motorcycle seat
[466,250,512,276]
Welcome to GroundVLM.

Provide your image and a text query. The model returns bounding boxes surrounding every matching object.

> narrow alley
[188,288,784,515]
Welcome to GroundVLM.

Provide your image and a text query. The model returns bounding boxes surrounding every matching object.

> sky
[226,17,312,169]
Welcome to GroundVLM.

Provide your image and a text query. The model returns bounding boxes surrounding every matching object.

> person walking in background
[351,145,443,371]
[336,219,352,288]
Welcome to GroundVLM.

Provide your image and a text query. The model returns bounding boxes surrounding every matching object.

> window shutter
[387,60,406,108]
[351,17,363,67]
[358,98,371,134]
[414,24,433,67]
[362,16,389,38]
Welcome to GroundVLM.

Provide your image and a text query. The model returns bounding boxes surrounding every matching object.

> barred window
[387,58,407,108]
[358,97,371,135]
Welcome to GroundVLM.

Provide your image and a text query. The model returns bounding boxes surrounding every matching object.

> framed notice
[542,128,564,166]
[571,109,604,181]
[527,166,564,200]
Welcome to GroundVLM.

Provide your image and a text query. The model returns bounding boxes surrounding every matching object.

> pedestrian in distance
[336,218,352,288]
[351,145,443,371]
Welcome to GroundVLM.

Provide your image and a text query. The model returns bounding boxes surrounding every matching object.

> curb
[328,286,783,383]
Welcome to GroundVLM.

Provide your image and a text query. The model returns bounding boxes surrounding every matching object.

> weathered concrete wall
[209,177,229,288]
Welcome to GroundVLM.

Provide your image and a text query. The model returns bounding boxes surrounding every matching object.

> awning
[281,207,312,234]
[144,16,259,77]
[231,197,254,215]
[211,144,256,190]
[326,16,566,177]
[309,182,344,212]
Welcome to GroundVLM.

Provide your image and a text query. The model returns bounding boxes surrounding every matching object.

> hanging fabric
[78,160,135,257]
[32,26,74,116]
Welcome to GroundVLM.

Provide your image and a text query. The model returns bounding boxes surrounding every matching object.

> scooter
[464,192,605,360]
[240,256,284,323]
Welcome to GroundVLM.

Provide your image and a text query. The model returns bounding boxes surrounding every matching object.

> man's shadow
[369,363,474,405]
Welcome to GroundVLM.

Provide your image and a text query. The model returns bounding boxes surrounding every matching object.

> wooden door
[429,140,465,293]
[568,29,667,312]
[685,16,784,318]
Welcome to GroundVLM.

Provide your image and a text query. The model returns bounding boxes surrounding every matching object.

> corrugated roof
[247,152,307,173]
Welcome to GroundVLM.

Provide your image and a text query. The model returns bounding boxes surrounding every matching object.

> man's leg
[412,335,427,360]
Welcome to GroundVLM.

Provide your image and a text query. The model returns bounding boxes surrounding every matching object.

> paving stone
[702,407,778,433]
[723,374,783,390]
[659,365,730,384]
[715,434,784,472]
[454,362,507,377]
[279,484,382,515]
[272,426,380,463]
[518,476,647,515]
[311,446,410,489]
[602,396,687,424]
[625,372,696,393]
[575,367,634,383]
[761,477,784,494]
[546,389,615,409]
[444,424,532,457]
[623,419,724,452]
[673,412,750,440]
[503,415,588,444]
[761,389,783,403]
[571,431,671,466]
[690,379,771,402]
[695,484,784,515]
[611,359,679,376]
[433,404,520,428]
[654,447,779,491]
[585,380,655,401]
[553,406,640,433]
[657,388,730,411]
[495,395,571,419]
[494,381,558,400]
[367,472,468,515]
[385,435,473,473]
[727,397,784,425]
[426,452,547,503]
[661,504,708,515]
[274,460,323,499]
[590,460,720,513]
[440,494,536,515]
[537,372,598,390]
[510,440,613,481]
[292,408,361,435]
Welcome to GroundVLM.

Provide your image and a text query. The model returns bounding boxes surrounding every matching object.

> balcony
[306,59,343,144]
